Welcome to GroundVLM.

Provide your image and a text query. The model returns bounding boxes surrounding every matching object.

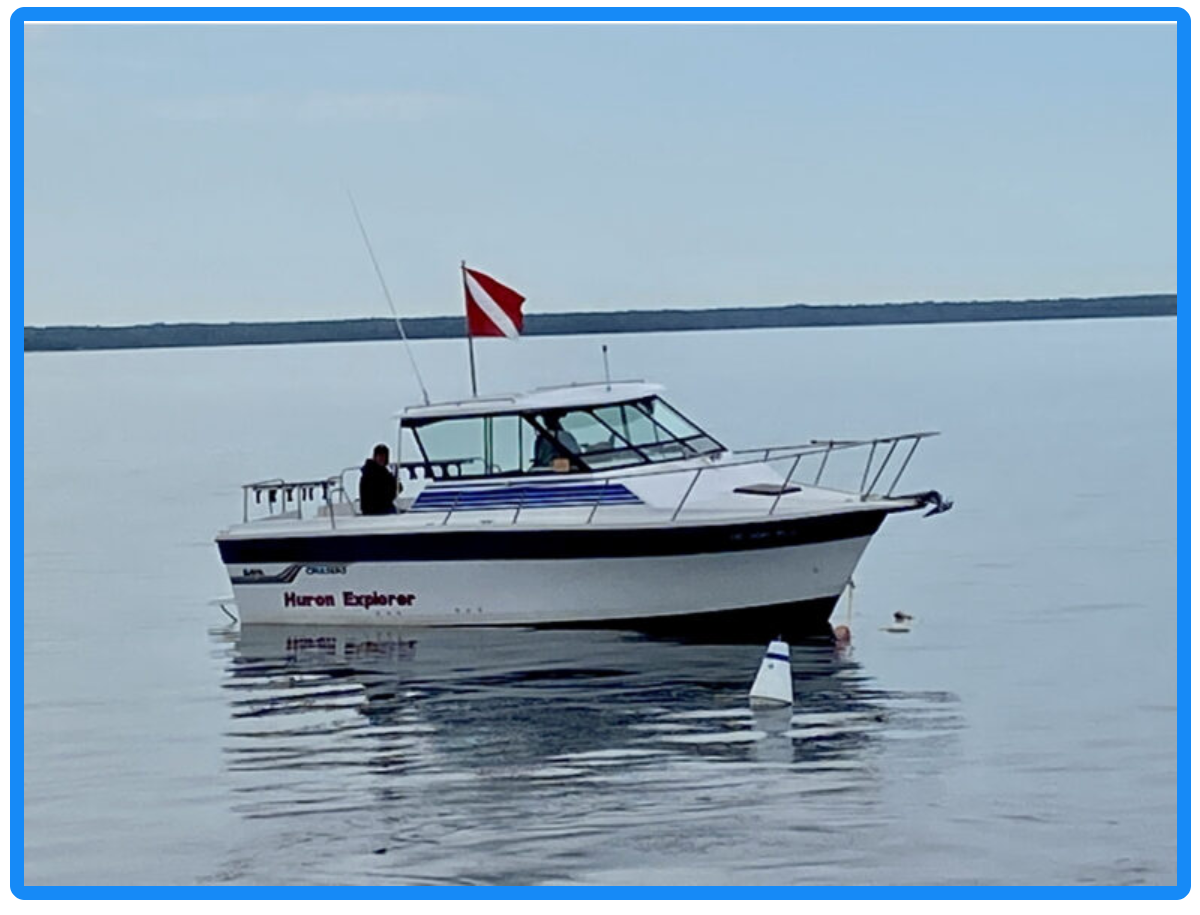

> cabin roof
[396,381,665,422]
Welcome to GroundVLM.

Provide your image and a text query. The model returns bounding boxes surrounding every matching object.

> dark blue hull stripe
[218,510,887,565]
[412,483,641,512]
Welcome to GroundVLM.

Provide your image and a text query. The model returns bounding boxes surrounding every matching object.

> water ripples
[205,624,966,882]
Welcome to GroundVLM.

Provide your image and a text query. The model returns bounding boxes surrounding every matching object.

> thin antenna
[601,344,612,391]
[345,189,431,405]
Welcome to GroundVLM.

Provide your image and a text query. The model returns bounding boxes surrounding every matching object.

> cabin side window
[405,415,528,479]
[593,402,663,447]
[525,408,642,471]
[408,417,485,478]
[484,415,524,475]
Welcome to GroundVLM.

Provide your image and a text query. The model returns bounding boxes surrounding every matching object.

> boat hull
[219,511,886,637]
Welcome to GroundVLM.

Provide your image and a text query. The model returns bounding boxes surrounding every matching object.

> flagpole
[461,262,479,397]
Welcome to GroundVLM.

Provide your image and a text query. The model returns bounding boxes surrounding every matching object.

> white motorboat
[215,379,950,639]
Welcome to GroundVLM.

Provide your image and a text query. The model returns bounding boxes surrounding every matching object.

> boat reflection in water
[222,623,957,774]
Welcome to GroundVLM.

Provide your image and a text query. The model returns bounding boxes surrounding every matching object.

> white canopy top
[397,381,665,422]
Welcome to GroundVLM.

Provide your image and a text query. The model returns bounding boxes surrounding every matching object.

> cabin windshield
[403,396,722,479]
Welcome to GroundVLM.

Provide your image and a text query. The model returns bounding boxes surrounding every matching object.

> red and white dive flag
[463,266,525,339]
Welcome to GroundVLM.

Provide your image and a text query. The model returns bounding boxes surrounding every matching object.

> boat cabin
[395,382,724,481]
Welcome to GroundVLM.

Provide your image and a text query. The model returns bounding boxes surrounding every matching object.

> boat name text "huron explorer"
[283,591,417,609]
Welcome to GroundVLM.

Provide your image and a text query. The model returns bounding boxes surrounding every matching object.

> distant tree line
[23,294,1176,353]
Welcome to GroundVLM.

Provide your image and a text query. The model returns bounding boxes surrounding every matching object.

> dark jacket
[359,460,399,515]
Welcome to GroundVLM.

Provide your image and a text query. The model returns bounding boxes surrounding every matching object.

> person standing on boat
[359,444,400,514]
[534,412,580,471]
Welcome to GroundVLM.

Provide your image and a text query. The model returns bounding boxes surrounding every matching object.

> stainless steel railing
[240,432,938,530]
[242,476,344,526]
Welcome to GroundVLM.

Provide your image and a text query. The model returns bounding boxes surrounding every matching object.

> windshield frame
[401,396,724,479]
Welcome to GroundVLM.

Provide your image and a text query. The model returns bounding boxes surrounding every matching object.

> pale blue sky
[22,22,1177,325]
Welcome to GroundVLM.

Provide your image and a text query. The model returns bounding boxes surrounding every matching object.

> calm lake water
[21,319,1178,887]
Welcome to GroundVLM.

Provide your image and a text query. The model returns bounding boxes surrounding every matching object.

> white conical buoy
[748,638,793,707]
